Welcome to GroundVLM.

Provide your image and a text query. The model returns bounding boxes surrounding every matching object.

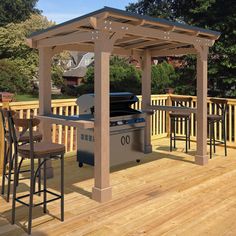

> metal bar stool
[208,98,228,159]
[169,97,193,153]
[8,116,65,235]
[0,109,42,202]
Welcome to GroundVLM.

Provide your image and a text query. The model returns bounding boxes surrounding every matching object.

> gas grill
[76,92,145,167]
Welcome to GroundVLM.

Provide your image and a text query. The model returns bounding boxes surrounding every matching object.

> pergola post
[195,46,209,165]
[92,35,112,203]
[142,50,153,153]
[39,47,54,177]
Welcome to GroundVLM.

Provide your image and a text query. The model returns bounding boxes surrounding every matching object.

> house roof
[63,66,87,78]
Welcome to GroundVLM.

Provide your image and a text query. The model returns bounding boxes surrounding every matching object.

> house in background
[63,52,94,86]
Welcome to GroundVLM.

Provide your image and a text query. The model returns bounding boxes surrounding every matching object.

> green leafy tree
[75,57,175,96]
[126,0,236,97]
[152,61,177,94]
[0,14,68,93]
[0,0,40,27]
[0,59,31,93]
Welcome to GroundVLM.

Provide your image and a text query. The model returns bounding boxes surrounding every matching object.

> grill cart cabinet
[76,93,145,167]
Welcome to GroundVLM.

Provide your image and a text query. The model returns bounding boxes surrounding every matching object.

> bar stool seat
[19,142,65,158]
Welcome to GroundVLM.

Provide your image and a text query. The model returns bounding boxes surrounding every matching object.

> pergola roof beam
[124,40,167,49]
[98,20,215,47]
[151,43,190,51]
[38,31,95,48]
[151,47,197,57]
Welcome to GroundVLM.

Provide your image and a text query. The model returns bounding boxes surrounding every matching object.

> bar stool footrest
[15,190,61,207]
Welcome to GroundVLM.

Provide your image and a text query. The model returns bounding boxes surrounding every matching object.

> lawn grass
[14,94,75,102]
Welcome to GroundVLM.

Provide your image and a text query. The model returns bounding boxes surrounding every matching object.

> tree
[68,56,176,96]
[126,0,236,97]
[151,61,177,94]
[0,59,31,93]
[0,0,40,27]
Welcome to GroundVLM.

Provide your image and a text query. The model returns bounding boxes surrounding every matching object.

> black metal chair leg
[11,153,18,225]
[16,157,24,187]
[61,155,64,222]
[28,158,34,235]
[223,120,227,156]
[170,118,173,152]
[174,118,176,149]
[185,118,188,153]
[7,145,13,202]
[38,158,41,196]
[188,117,191,150]
[210,122,213,159]
[43,160,47,214]
[213,123,216,153]
[1,141,8,195]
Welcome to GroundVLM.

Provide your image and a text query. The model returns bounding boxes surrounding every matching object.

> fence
[0,94,235,154]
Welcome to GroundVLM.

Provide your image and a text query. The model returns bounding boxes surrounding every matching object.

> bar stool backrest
[171,97,193,108]
[8,116,40,157]
[0,109,16,136]
[210,98,228,119]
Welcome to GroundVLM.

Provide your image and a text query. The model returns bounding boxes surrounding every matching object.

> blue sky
[37,0,136,23]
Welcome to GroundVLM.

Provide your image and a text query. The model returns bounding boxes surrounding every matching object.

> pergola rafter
[28,7,220,203]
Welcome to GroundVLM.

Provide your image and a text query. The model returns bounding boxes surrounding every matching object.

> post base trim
[92,186,112,203]
[144,145,153,154]
[195,155,208,165]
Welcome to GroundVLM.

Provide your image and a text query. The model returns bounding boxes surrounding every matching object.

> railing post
[0,100,11,176]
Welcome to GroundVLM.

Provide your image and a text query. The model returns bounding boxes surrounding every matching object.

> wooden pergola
[28,7,220,203]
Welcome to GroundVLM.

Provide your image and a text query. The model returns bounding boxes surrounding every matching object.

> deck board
[0,138,236,235]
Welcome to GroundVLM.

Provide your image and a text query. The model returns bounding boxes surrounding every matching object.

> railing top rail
[1,95,236,109]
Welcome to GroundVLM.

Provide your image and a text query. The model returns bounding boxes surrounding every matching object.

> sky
[37,0,136,24]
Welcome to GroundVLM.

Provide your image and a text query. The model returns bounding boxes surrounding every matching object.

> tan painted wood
[195,46,209,165]
[92,35,112,203]
[38,31,94,48]
[151,47,197,57]
[97,20,215,47]
[124,40,165,50]
[38,47,54,178]
[36,115,94,129]
[151,42,187,51]
[142,50,153,153]
[30,17,91,42]
[52,43,144,57]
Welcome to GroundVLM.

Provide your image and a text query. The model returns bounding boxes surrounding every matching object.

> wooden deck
[1,138,236,236]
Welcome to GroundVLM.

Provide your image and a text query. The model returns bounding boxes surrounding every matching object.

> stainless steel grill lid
[76,92,140,116]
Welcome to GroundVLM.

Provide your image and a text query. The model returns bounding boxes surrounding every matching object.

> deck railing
[0,94,235,154]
